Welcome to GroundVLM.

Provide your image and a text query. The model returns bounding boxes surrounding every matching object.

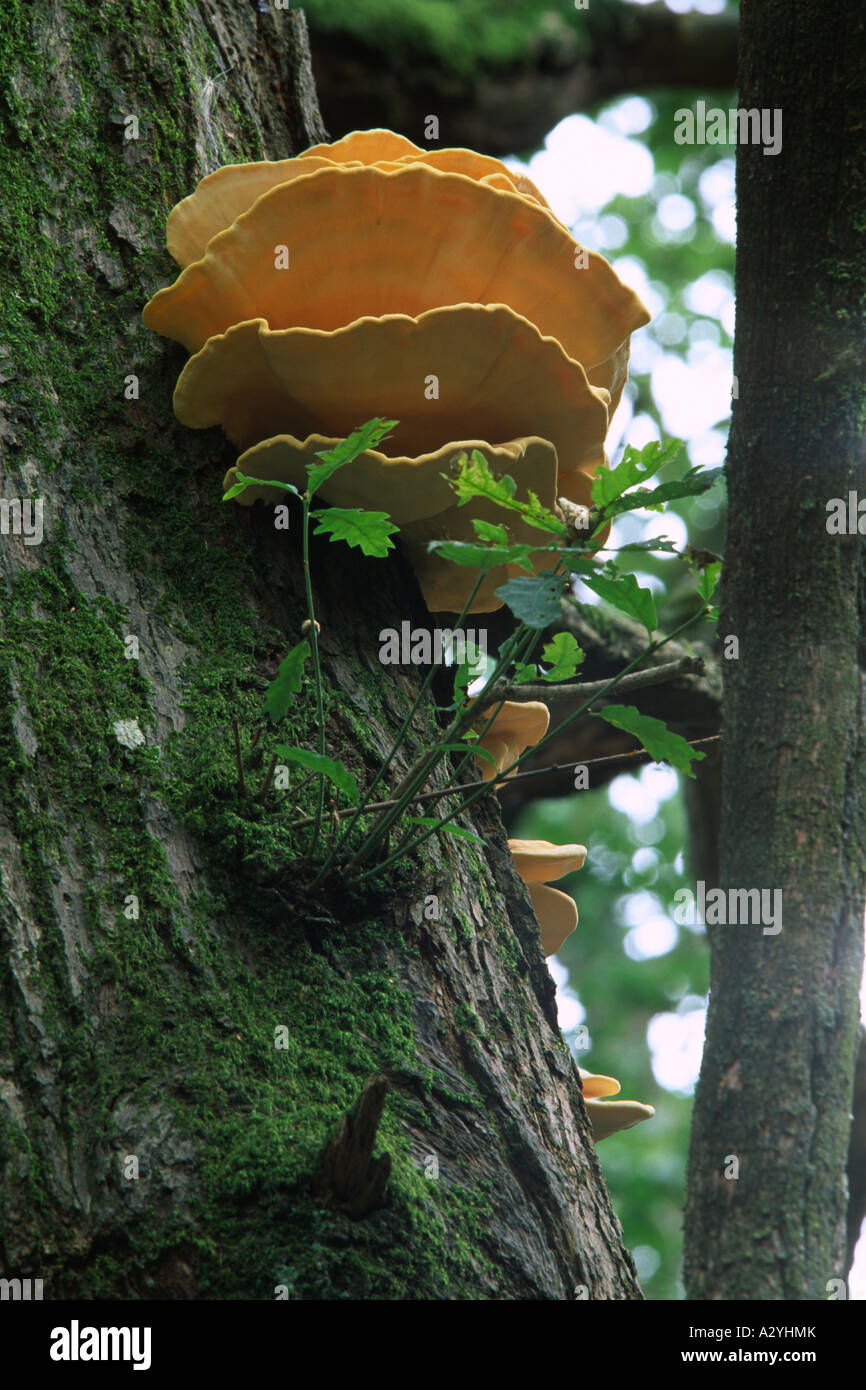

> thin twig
[301,491,326,853]
[357,606,710,883]
[490,654,705,704]
[256,753,279,803]
[231,716,247,799]
[312,569,488,887]
[325,803,341,856]
[281,734,722,831]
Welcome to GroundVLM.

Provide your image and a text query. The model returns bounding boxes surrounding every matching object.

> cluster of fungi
[143,129,654,1139]
[474,700,654,1139]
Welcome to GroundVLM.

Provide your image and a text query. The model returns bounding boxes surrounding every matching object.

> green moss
[0,0,510,1299]
[455,1004,483,1039]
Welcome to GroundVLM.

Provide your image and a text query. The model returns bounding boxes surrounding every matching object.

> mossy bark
[683,0,866,1300]
[0,0,640,1299]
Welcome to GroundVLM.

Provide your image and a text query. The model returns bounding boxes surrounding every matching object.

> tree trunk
[683,0,866,1300]
[0,1,640,1300]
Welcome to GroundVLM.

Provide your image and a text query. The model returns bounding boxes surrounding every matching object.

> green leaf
[450,450,516,507]
[449,451,565,535]
[307,417,398,495]
[274,746,360,804]
[597,705,705,778]
[222,471,301,501]
[603,466,725,518]
[521,488,567,535]
[697,561,722,603]
[472,518,510,545]
[265,640,310,720]
[511,662,538,684]
[494,572,565,628]
[454,648,494,697]
[611,538,680,554]
[578,572,657,638]
[540,631,584,681]
[592,439,683,509]
[310,507,399,557]
[406,817,487,845]
[556,550,605,574]
[426,539,535,571]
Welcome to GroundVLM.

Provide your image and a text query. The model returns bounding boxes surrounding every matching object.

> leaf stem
[301,491,326,852]
[232,716,247,799]
[356,606,708,883]
[344,602,536,872]
[308,569,487,889]
[282,732,721,829]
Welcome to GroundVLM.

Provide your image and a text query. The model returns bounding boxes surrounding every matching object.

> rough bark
[0,1,640,1300]
[683,0,866,1300]
[305,2,738,156]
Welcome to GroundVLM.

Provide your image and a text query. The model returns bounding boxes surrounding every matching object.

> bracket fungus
[584,1098,656,1142]
[578,1067,621,1099]
[508,836,587,958]
[173,306,609,487]
[577,1067,654,1140]
[526,884,579,958]
[143,163,646,399]
[471,700,550,782]
[142,129,649,614]
[165,128,557,268]
[507,838,587,882]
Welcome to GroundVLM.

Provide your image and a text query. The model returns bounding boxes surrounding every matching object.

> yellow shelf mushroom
[526,883,579,957]
[471,700,551,782]
[578,1066,621,1099]
[508,836,587,957]
[224,435,562,613]
[143,162,648,403]
[172,304,609,488]
[507,838,587,882]
[165,128,557,268]
[578,1067,655,1139]
[584,1098,656,1141]
[142,130,649,614]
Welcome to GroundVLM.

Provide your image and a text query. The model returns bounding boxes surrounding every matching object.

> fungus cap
[224,433,554,527]
[304,128,424,163]
[471,700,550,779]
[584,1098,656,1142]
[173,306,608,488]
[165,131,556,267]
[143,164,650,399]
[528,883,578,957]
[578,1068,621,1100]
[507,838,587,883]
[304,130,554,211]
